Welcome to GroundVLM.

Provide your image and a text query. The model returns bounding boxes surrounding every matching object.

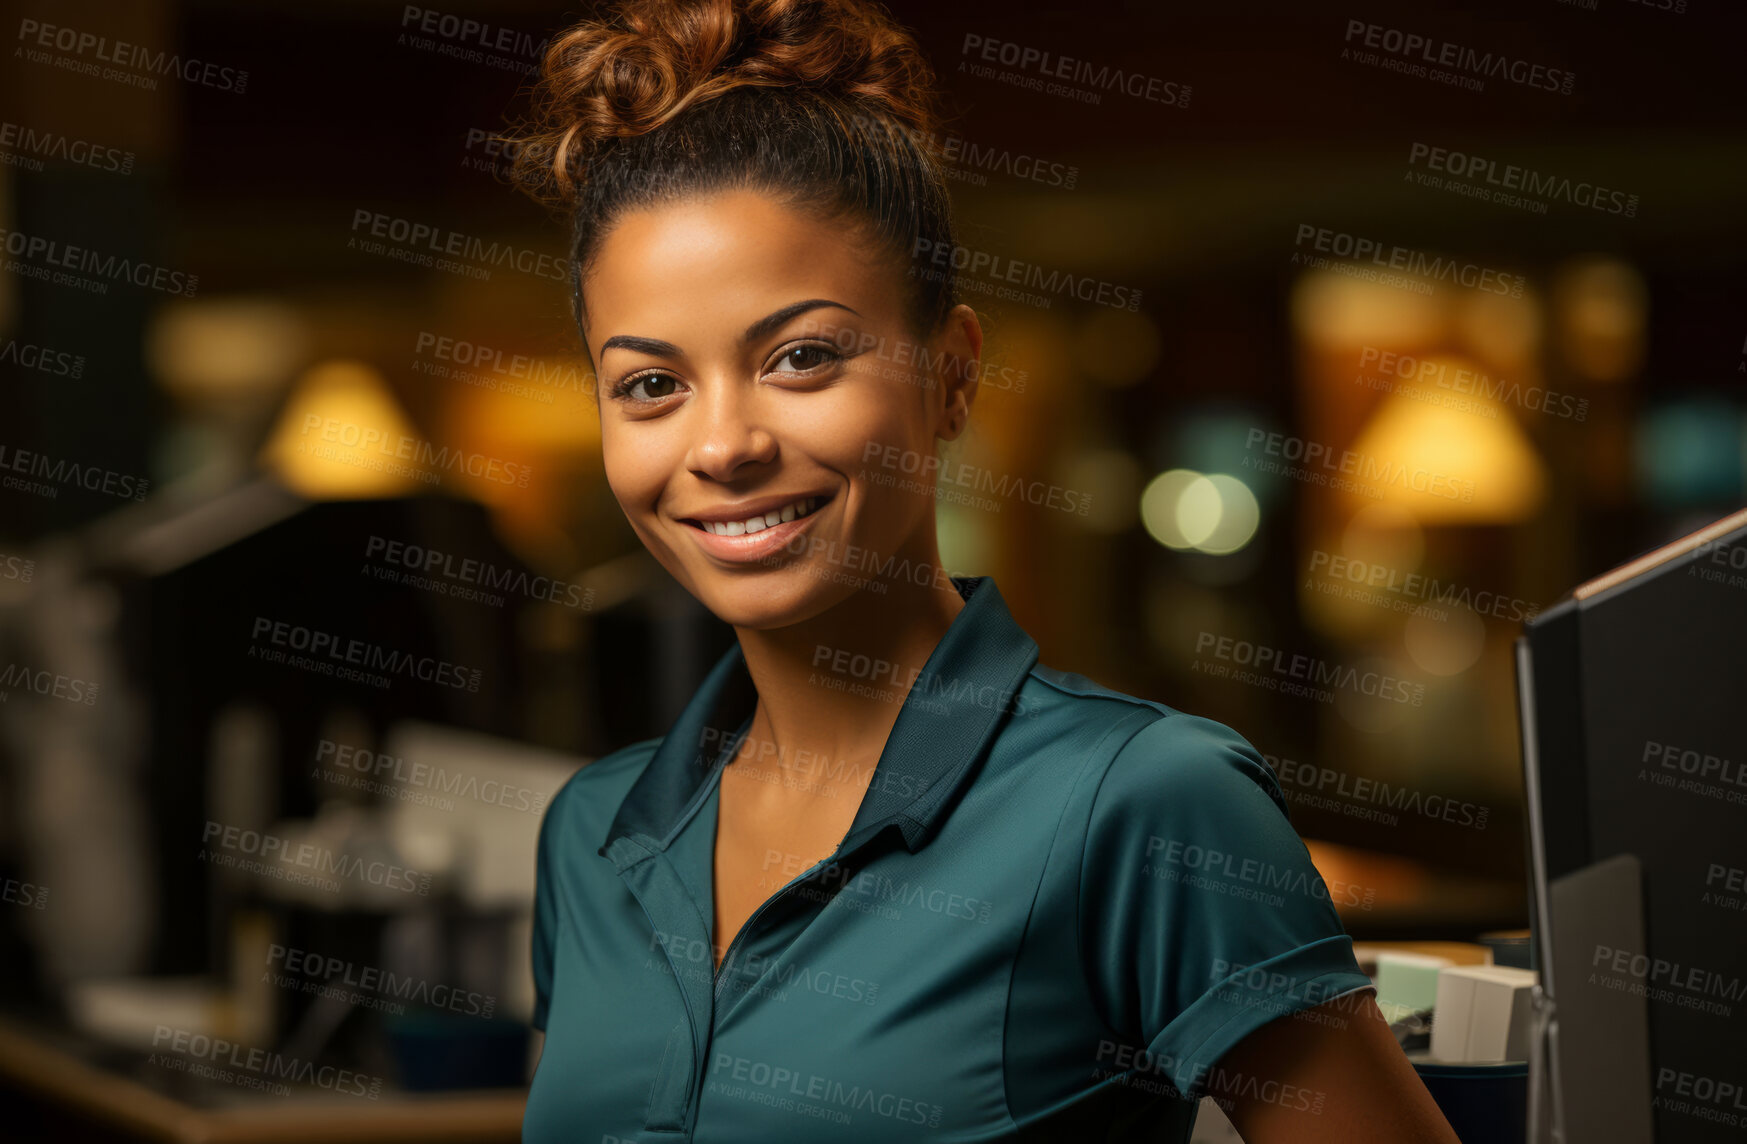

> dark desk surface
[0,1017,525,1143]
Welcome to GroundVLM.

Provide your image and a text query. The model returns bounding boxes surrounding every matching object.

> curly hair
[504,0,959,337]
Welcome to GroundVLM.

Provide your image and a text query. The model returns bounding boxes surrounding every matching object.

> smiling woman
[583,189,978,631]
[503,1,1461,1142]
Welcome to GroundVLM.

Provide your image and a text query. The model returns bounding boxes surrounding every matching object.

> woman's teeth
[698,497,821,536]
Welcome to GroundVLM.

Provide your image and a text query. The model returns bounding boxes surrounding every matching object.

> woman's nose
[684,382,778,481]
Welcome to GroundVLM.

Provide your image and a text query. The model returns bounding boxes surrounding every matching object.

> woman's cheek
[600,427,662,507]
[816,386,920,478]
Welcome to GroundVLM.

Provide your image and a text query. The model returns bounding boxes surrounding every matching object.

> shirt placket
[610,824,899,1140]
[603,836,715,1135]
[707,838,865,1018]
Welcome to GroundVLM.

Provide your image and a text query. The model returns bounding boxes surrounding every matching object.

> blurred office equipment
[1518,505,1747,1144]
[0,468,732,1114]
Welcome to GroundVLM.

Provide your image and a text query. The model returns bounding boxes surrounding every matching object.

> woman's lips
[680,496,830,565]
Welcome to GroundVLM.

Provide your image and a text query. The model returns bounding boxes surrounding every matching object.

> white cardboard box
[1430,964,1538,1062]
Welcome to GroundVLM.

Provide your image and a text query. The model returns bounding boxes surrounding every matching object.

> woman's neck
[729,563,966,793]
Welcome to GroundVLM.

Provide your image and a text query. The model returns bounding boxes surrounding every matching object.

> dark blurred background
[1,0,1744,1137]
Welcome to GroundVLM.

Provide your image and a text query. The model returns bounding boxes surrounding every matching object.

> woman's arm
[1208,992,1462,1143]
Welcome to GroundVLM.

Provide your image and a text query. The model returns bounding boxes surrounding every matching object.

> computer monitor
[1517,505,1747,1144]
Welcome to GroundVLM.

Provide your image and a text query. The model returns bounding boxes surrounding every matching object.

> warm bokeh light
[1553,257,1647,383]
[1140,468,1203,549]
[1405,605,1488,676]
[147,298,309,405]
[1178,473,1261,554]
[257,360,424,500]
[1142,469,1261,554]
[1454,287,1543,373]
[434,359,599,453]
[1175,475,1224,546]
[1290,269,1448,349]
[433,359,600,535]
[1346,380,1548,524]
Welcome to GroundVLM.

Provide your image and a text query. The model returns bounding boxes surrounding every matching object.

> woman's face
[583,189,980,629]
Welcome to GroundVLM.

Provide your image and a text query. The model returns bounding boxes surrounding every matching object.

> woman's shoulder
[1019,662,1289,821]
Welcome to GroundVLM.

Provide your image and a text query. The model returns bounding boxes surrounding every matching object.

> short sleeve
[1078,713,1374,1100]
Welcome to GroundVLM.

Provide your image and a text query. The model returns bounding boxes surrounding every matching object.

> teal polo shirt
[524,575,1373,1142]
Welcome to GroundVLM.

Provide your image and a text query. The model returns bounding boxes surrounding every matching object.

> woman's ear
[936,303,983,442]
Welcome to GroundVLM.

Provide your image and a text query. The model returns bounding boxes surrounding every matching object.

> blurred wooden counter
[1351,941,1494,968]
[0,1017,525,1143]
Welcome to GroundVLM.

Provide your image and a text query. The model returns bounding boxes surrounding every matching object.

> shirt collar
[599,574,1039,863]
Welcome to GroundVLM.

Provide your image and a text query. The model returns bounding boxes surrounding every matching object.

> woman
[509,0,1462,1140]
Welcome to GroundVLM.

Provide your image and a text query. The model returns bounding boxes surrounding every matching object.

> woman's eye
[617,372,681,401]
[770,343,840,375]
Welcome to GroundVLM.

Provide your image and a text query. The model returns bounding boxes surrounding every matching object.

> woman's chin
[694,572,856,631]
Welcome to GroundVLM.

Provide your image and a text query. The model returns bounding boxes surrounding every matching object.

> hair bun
[509,0,940,206]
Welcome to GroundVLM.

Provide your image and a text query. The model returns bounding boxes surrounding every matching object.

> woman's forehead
[583,192,905,351]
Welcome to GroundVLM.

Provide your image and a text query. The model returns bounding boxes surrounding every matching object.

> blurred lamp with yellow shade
[258,360,425,500]
[1345,363,1549,525]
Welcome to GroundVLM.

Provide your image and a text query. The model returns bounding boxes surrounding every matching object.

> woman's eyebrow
[599,334,682,358]
[596,300,861,360]
[742,299,861,345]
